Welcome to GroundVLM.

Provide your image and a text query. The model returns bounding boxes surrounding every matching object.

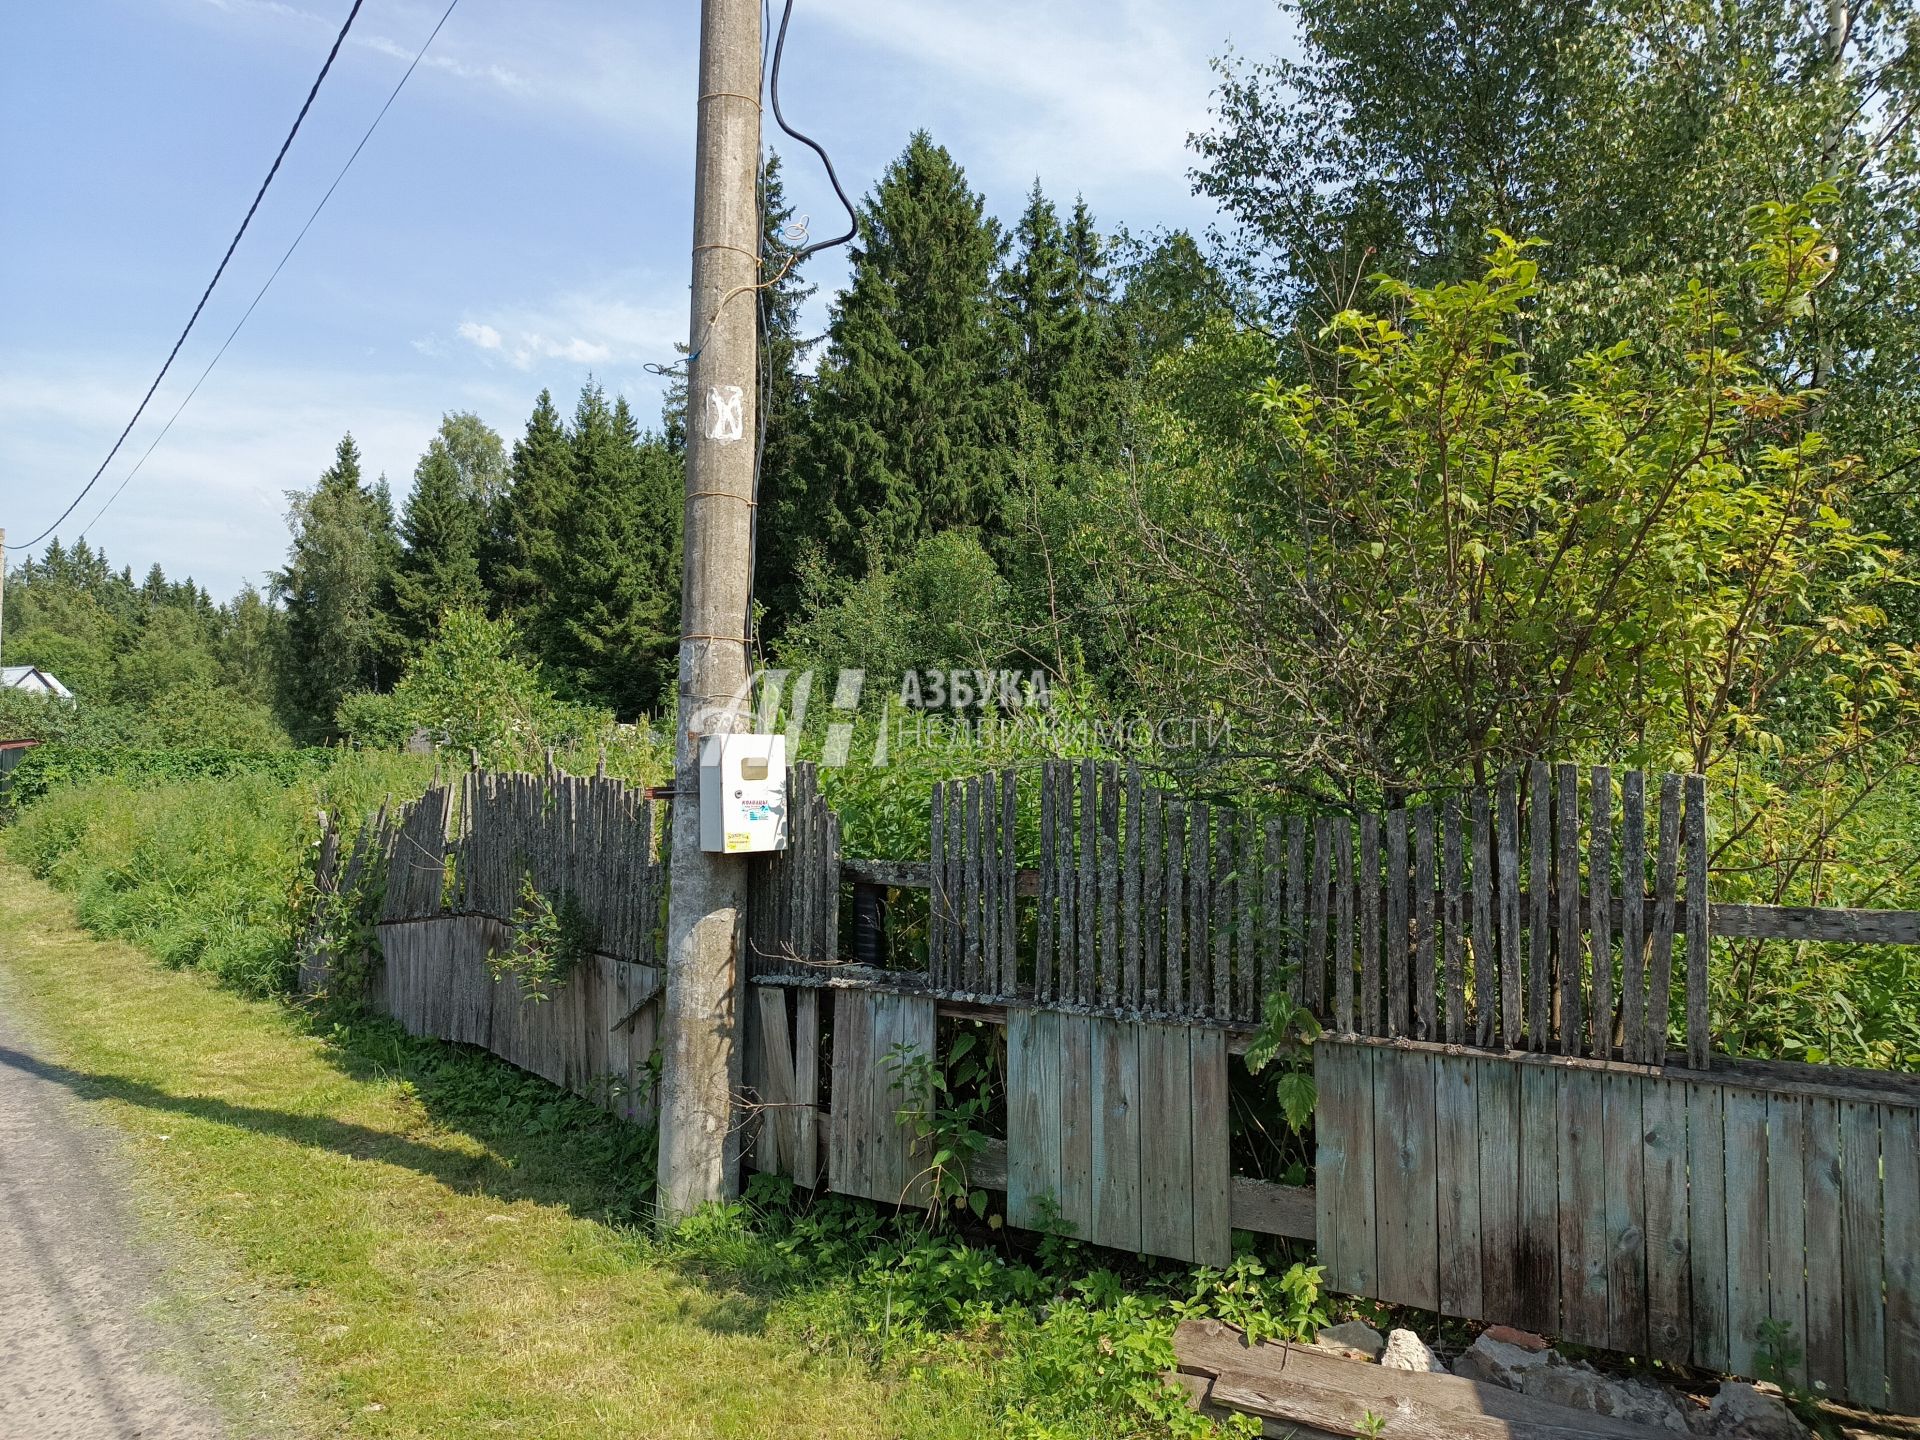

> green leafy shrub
[488,874,597,1001]
[6,745,334,810]
[6,751,430,996]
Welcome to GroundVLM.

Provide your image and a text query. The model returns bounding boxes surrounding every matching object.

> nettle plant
[1244,984,1324,1133]
[885,1028,996,1223]
[487,872,597,1002]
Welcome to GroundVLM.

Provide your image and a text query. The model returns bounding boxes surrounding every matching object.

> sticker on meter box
[725,831,753,852]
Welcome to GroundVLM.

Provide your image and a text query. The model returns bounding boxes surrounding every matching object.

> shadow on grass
[0,1015,655,1230]
[0,1007,878,1350]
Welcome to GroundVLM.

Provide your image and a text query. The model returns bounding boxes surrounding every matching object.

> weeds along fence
[301,756,1920,1410]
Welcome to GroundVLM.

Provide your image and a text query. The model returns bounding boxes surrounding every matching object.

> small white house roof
[0,666,74,700]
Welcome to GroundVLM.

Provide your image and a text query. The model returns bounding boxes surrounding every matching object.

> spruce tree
[274,434,401,740]
[997,185,1125,476]
[1001,183,1081,425]
[797,132,1008,575]
[546,383,682,715]
[488,390,576,625]
[391,424,488,649]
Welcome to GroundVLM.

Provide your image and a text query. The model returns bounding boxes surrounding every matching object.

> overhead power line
[12,0,370,553]
[78,0,463,541]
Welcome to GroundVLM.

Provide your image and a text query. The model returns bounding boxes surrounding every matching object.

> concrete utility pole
[656,0,762,1223]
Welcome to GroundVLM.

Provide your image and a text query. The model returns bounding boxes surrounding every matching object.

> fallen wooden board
[1174,1320,1680,1440]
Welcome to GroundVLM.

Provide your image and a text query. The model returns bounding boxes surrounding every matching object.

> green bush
[5,745,335,809]
[6,752,430,996]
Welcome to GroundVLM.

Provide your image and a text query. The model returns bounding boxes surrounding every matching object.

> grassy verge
[6,754,429,995]
[0,863,1321,1438]
[0,865,999,1437]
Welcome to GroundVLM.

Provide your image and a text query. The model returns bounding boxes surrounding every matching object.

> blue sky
[1,0,1296,599]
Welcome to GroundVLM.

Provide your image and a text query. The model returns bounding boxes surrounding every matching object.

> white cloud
[448,275,683,375]
[802,0,1290,197]
[355,33,533,97]
[457,321,503,351]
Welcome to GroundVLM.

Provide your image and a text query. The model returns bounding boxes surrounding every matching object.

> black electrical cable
[768,0,859,263]
[744,0,857,654]
[78,0,462,541]
[12,0,367,552]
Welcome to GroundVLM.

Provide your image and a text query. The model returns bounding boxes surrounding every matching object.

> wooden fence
[302,758,1920,1413]
[832,760,1715,1065]
[304,769,667,1122]
[1318,1037,1920,1411]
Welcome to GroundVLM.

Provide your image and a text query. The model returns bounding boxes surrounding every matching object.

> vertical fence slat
[1589,767,1615,1060]
[1436,1053,1483,1318]
[1684,773,1710,1070]
[1144,786,1163,1012]
[1471,790,1496,1047]
[1840,1101,1887,1409]
[1123,766,1142,1010]
[981,772,1000,994]
[1335,820,1355,1036]
[1642,1077,1692,1365]
[1101,762,1121,1008]
[1078,760,1098,1007]
[1306,816,1331,1018]
[1477,1056,1521,1324]
[1603,1070,1648,1357]
[1164,801,1185,1015]
[1557,762,1583,1057]
[1386,809,1410,1038]
[1687,1083,1730,1373]
[1882,1106,1920,1413]
[1620,772,1647,1062]
[1766,1094,1810,1388]
[1414,804,1437,1042]
[1058,764,1078,1005]
[1037,765,1055,1002]
[1221,806,1236,1021]
[965,775,983,991]
[1497,774,1523,1047]
[1803,1097,1847,1392]
[1358,815,1381,1036]
[1190,802,1213,1018]
[1529,762,1553,1052]
[1723,1090,1771,1379]
[1001,769,1018,995]
[1442,797,1464,1045]
[1647,774,1682,1066]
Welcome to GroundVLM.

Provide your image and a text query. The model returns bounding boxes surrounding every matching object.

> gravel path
[0,998,228,1440]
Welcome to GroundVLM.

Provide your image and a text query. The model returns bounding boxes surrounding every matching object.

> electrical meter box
[698,733,788,853]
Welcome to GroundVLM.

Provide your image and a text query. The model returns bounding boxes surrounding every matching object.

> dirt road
[0,998,228,1440]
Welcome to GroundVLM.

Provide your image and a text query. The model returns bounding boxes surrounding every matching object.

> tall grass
[6,752,432,997]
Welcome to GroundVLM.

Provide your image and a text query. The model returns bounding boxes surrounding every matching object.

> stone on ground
[1314,1320,1385,1361]
[1696,1382,1811,1440]
[1379,1328,1447,1373]
[1453,1334,1694,1432]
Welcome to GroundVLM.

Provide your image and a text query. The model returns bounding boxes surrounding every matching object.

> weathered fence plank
[1641,1076,1690,1365]
[1092,1016,1143,1252]
[1373,1045,1439,1311]
[1435,1053,1482,1317]
[1840,1101,1887,1409]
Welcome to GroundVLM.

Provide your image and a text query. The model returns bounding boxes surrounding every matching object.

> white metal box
[697,733,788,853]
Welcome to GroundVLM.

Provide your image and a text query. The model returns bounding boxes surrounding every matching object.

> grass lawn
[0,863,1018,1439]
